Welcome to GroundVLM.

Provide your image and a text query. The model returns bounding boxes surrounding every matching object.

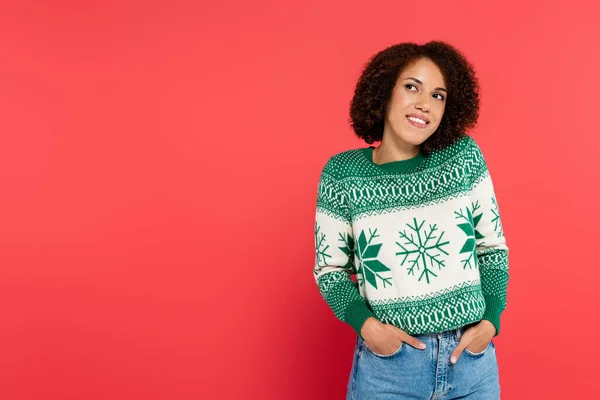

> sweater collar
[362,146,426,173]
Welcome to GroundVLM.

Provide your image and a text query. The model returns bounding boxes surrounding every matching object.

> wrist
[360,317,381,340]
[479,319,496,337]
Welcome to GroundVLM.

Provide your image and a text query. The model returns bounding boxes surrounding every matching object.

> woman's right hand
[360,317,427,355]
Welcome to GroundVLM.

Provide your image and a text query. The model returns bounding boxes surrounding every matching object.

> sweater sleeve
[313,160,376,338]
[469,141,509,337]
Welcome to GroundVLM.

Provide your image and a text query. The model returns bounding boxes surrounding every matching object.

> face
[383,58,447,148]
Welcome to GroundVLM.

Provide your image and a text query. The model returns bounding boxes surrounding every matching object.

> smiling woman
[374,58,449,161]
[349,42,480,156]
[313,41,507,400]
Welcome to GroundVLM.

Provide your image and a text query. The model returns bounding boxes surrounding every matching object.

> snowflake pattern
[354,228,393,289]
[337,231,356,273]
[395,218,450,284]
[314,222,331,273]
[491,196,504,238]
[454,201,484,269]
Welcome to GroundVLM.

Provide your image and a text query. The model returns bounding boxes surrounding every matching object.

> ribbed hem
[344,299,376,338]
[482,296,504,337]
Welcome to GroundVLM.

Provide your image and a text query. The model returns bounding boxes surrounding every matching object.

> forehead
[399,58,446,86]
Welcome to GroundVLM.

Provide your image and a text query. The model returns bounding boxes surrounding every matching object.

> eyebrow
[405,77,447,93]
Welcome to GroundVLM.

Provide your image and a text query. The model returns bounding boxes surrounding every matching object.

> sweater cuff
[344,298,376,338]
[482,296,504,337]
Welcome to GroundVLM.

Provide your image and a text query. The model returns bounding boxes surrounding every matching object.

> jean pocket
[362,340,403,359]
[464,340,492,357]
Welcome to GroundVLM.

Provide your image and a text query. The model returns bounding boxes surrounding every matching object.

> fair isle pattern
[354,229,393,289]
[476,248,509,309]
[329,134,475,181]
[491,196,504,238]
[315,173,350,221]
[313,135,509,337]
[314,221,356,274]
[338,231,356,272]
[335,136,488,220]
[316,272,365,322]
[477,248,509,269]
[454,201,485,270]
[317,271,346,296]
[314,222,332,273]
[346,160,484,217]
[395,218,450,284]
[316,168,492,224]
[368,280,480,305]
[478,251,509,300]
[368,281,486,335]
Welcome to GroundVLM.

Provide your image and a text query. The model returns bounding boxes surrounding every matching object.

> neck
[373,137,420,164]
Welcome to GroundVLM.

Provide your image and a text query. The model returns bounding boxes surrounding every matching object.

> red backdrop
[1,0,598,398]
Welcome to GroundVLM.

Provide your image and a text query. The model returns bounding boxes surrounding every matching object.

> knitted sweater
[313,135,509,338]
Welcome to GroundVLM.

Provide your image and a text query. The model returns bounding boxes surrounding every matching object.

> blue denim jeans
[346,325,500,400]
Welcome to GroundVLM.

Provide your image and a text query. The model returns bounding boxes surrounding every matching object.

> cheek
[392,110,408,126]
[392,91,411,108]
[387,103,406,122]
[440,100,447,113]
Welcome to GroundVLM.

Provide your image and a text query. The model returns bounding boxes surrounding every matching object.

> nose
[415,94,431,112]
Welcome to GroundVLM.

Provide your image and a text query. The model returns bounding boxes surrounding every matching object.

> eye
[433,93,445,101]
[405,84,417,91]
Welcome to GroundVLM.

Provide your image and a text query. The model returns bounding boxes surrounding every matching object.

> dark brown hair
[349,41,480,154]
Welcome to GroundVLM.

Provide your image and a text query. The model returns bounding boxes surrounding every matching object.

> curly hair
[349,41,480,154]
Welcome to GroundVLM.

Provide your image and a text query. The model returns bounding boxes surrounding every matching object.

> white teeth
[408,116,427,124]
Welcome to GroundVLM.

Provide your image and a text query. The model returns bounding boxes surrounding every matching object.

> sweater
[313,135,509,338]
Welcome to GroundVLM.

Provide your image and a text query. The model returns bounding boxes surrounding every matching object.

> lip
[406,113,430,123]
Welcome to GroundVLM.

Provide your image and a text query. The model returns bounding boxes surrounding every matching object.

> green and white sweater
[313,135,509,338]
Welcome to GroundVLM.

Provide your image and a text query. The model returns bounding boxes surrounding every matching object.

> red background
[1,0,598,398]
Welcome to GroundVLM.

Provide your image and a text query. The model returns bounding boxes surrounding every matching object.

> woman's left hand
[450,320,496,364]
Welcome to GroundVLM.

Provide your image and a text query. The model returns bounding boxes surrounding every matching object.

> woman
[313,41,509,399]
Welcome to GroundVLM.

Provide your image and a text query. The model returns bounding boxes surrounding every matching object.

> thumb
[450,331,473,364]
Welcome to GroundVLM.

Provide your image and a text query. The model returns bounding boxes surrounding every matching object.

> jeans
[346,325,500,400]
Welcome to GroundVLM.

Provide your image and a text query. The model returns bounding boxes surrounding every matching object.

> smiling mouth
[406,116,429,128]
